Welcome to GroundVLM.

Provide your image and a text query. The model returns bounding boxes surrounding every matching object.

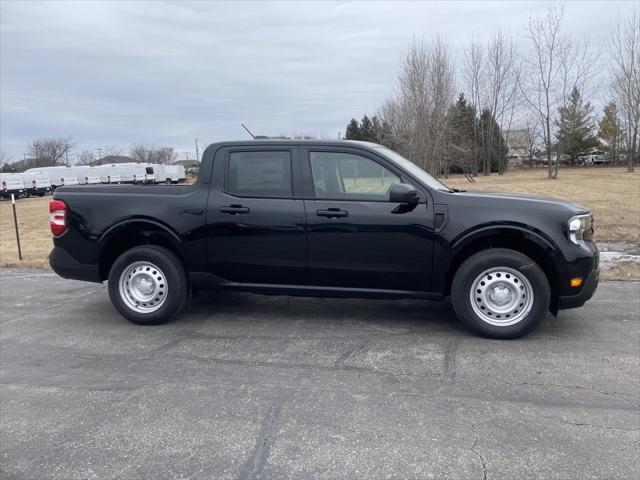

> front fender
[450,223,559,255]
[433,223,563,295]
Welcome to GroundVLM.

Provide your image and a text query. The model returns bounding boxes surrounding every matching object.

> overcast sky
[0,0,633,162]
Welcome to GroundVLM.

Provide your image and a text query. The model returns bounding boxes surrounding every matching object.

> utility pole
[195,138,200,162]
[338,132,341,140]
[76,154,81,165]
[185,152,190,162]
[65,147,69,166]
[96,147,103,164]
[23,153,27,169]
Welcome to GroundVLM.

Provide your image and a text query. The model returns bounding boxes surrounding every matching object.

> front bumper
[49,247,101,283]
[557,267,599,310]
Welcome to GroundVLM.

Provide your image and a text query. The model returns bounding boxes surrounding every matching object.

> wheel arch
[98,219,185,281]
[444,227,562,313]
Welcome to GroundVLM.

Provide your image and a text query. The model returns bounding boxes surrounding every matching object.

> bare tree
[463,31,520,176]
[77,150,96,165]
[610,4,640,172]
[130,144,150,163]
[520,7,566,179]
[519,7,598,179]
[380,36,456,176]
[154,146,178,164]
[130,144,178,164]
[0,149,12,171]
[523,117,542,167]
[26,137,75,168]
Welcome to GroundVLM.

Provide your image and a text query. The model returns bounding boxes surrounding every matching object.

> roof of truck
[207,139,383,149]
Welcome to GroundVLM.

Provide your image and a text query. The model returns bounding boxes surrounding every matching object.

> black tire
[451,248,550,339]
[108,245,188,325]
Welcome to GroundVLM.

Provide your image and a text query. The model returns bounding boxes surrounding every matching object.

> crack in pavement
[237,394,286,480]
[1,286,106,326]
[500,379,639,401]
[470,438,487,480]
[540,414,640,432]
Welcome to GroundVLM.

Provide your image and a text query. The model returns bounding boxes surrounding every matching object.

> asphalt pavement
[1,268,638,479]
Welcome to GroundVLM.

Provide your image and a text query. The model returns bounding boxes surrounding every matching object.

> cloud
[0,0,631,161]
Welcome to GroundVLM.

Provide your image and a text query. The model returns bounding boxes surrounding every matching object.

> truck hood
[452,190,588,215]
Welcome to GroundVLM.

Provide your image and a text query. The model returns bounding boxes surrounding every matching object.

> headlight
[567,214,593,245]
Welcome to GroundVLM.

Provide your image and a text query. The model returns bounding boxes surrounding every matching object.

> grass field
[445,167,640,245]
[1,167,638,279]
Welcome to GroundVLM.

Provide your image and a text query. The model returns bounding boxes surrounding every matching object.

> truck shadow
[183,291,469,337]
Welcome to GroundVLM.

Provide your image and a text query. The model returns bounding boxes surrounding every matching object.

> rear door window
[226,151,292,198]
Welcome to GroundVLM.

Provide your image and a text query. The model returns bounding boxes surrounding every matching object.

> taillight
[49,200,67,236]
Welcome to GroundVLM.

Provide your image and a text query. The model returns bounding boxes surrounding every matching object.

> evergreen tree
[359,115,375,142]
[598,102,624,160]
[345,119,362,140]
[478,109,507,173]
[447,94,477,173]
[556,87,598,162]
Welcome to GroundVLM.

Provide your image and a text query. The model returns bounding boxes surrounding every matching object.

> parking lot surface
[1,268,638,479]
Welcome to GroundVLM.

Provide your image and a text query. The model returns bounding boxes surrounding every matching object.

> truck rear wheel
[108,245,188,325]
[451,248,550,339]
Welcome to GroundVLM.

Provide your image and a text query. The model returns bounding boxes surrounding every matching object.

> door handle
[220,205,250,215]
[316,208,348,218]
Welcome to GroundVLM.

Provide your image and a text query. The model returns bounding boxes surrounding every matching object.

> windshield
[374,146,451,191]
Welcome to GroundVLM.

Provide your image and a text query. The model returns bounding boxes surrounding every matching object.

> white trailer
[73,166,101,185]
[25,166,80,188]
[93,164,122,184]
[1,173,27,198]
[112,163,155,184]
[19,173,52,196]
[141,163,156,183]
[156,164,186,183]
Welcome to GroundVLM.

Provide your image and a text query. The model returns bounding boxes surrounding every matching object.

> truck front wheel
[108,245,188,325]
[451,248,550,339]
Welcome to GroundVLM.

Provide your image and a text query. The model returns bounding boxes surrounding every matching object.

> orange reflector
[570,278,583,287]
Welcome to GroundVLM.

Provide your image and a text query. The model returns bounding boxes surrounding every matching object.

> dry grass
[0,196,52,268]
[445,167,640,245]
[1,167,638,280]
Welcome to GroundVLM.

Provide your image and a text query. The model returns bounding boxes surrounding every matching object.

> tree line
[345,6,639,178]
[1,140,180,172]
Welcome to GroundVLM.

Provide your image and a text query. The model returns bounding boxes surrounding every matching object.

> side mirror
[388,183,419,205]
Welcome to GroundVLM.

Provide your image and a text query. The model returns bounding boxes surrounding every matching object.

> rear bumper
[1,189,26,198]
[49,247,101,283]
[557,268,599,310]
[28,187,51,195]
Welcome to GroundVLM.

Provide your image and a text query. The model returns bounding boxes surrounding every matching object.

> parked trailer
[93,164,122,184]
[155,164,186,183]
[19,173,52,196]
[72,167,101,185]
[111,163,155,184]
[0,173,27,198]
[141,163,156,183]
[25,166,80,188]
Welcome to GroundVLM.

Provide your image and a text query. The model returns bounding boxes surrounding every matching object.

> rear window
[226,151,292,197]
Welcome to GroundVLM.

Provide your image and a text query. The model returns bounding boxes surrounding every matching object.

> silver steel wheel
[118,261,167,314]
[470,267,534,326]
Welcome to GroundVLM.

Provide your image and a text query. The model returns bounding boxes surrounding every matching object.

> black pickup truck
[49,140,599,338]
